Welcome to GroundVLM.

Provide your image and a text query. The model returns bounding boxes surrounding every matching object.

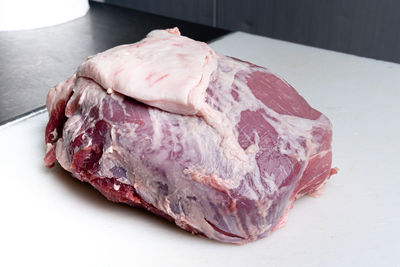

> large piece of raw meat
[44,28,336,244]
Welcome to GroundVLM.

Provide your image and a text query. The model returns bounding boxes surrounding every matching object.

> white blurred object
[0,0,89,31]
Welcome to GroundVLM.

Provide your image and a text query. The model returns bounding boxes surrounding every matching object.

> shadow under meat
[45,163,218,245]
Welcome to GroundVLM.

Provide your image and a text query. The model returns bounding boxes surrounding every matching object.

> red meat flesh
[44,54,335,244]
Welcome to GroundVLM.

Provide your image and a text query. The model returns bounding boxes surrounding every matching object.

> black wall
[104,0,400,63]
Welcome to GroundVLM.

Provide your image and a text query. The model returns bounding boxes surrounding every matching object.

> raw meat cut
[44,28,336,244]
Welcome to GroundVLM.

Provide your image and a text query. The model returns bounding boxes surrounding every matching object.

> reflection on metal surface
[0,106,46,129]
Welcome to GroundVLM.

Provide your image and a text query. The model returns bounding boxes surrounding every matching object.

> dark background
[102,0,400,64]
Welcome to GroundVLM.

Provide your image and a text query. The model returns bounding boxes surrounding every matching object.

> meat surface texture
[44,28,336,244]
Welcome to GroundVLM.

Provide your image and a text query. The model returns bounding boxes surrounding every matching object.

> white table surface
[1,32,399,267]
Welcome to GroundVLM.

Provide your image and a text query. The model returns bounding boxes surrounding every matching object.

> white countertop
[1,32,399,267]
